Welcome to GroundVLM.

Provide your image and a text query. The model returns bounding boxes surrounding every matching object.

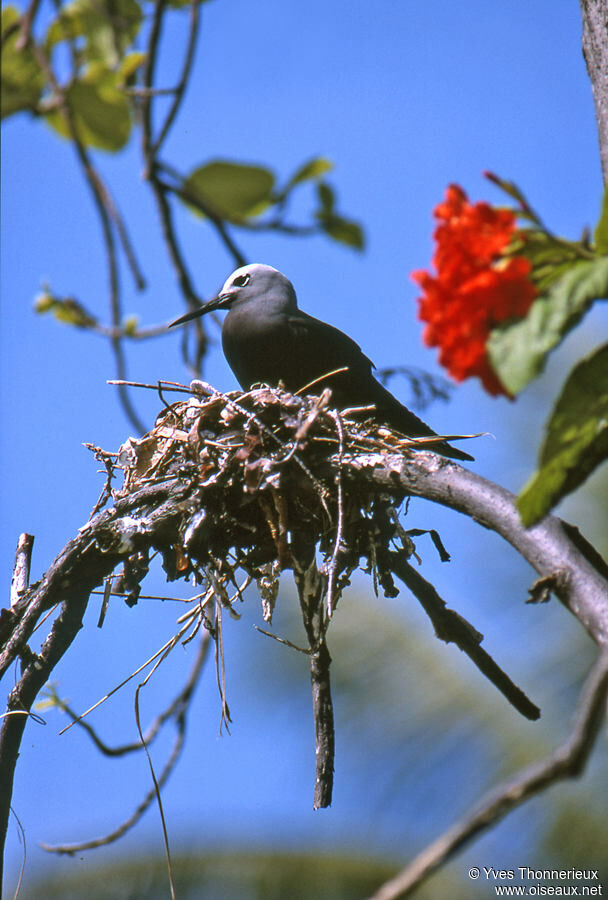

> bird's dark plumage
[171,264,473,461]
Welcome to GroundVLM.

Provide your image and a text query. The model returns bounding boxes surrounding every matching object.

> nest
[112,380,435,611]
[86,380,537,810]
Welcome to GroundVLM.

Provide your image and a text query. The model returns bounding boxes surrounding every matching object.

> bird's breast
[222,311,306,391]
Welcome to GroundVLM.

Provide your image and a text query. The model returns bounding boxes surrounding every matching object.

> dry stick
[0,474,199,885]
[108,379,203,395]
[121,377,333,510]
[41,715,186,855]
[51,633,210,757]
[324,411,346,616]
[9,534,34,608]
[58,613,198,736]
[368,651,608,900]
[294,557,335,809]
[133,683,176,900]
[42,632,211,858]
[84,444,118,519]
[389,553,541,721]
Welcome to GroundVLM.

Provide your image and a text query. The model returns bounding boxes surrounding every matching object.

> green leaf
[117,50,146,84]
[182,160,275,221]
[510,230,589,294]
[45,64,131,150]
[46,0,142,66]
[1,7,46,118]
[287,156,333,189]
[517,344,608,525]
[484,171,531,208]
[594,187,608,255]
[166,0,213,8]
[316,181,335,215]
[35,292,99,327]
[314,181,364,249]
[318,214,365,250]
[123,315,139,335]
[487,256,608,394]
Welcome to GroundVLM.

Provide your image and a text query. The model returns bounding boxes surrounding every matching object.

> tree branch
[30,43,147,434]
[2,388,607,889]
[580,0,608,183]
[150,0,201,158]
[294,557,335,809]
[367,651,608,900]
[389,555,540,720]
[349,451,608,647]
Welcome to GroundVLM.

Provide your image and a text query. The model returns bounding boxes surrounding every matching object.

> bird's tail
[373,384,474,462]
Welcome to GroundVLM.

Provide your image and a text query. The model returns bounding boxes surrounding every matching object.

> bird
[170,263,473,461]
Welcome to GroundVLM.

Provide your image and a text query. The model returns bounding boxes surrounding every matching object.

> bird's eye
[233,273,250,287]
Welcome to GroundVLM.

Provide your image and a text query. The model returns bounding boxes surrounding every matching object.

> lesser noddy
[171,263,473,461]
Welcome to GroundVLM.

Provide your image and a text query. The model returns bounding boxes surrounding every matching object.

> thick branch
[0,577,103,890]
[350,452,608,647]
[580,0,608,182]
[0,477,194,890]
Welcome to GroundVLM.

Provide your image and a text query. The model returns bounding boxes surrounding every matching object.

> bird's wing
[286,311,377,380]
[286,311,474,461]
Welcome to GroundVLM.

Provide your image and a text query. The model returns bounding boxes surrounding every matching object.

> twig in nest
[323,411,346,616]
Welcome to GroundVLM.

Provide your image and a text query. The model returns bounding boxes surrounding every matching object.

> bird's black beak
[169,292,233,328]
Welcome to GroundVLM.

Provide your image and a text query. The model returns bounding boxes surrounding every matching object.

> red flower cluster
[412,184,537,396]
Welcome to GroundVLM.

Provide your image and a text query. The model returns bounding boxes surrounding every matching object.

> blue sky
[2,0,607,893]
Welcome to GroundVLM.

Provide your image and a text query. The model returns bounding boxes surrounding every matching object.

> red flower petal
[411,184,536,397]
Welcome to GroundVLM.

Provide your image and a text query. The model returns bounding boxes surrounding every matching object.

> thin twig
[139,0,210,372]
[42,635,210,860]
[254,626,310,654]
[41,715,186,856]
[15,0,41,49]
[58,618,196,736]
[367,652,608,900]
[8,806,26,899]
[211,596,231,733]
[30,44,146,434]
[324,411,345,616]
[151,0,201,157]
[133,683,176,900]
[84,444,117,517]
[155,170,248,268]
[108,378,204,394]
